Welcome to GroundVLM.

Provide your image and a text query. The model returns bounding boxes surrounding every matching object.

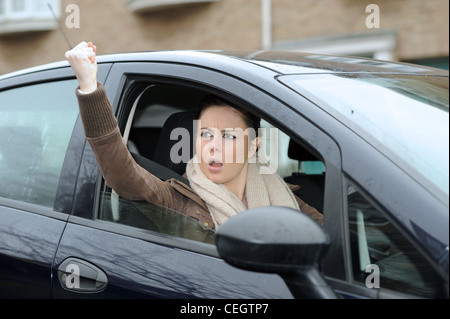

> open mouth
[208,159,223,167]
[208,159,223,172]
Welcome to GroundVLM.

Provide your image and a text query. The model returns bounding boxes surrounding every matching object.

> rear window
[0,79,79,208]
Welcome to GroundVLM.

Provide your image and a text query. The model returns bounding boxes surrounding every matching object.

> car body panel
[52,219,293,298]
[0,202,68,298]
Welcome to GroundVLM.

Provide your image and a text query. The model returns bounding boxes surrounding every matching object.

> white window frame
[126,0,219,13]
[0,0,60,35]
[272,31,397,61]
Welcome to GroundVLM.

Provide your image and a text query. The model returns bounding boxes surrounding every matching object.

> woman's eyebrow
[200,127,234,132]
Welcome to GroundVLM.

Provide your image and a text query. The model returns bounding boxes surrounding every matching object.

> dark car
[0,50,448,299]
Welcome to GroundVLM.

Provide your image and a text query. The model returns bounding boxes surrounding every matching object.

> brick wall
[0,0,448,74]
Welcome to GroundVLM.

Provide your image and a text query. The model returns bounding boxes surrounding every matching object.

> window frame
[76,61,343,264]
[126,0,220,14]
[0,0,60,34]
[271,31,397,61]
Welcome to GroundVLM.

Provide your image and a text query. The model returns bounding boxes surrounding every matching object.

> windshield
[280,73,449,198]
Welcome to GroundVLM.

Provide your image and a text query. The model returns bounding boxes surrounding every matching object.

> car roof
[1,50,448,81]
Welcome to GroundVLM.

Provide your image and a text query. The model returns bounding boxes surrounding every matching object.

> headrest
[153,111,197,175]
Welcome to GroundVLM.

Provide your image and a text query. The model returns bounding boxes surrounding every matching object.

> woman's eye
[223,133,236,140]
[201,131,212,139]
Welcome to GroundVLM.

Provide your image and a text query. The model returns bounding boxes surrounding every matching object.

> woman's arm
[66,42,177,205]
[295,196,323,225]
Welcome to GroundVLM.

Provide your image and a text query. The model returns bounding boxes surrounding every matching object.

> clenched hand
[65,41,98,93]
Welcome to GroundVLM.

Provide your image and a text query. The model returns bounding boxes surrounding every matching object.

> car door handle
[58,257,108,293]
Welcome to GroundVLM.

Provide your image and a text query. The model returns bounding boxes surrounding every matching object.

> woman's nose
[209,136,221,153]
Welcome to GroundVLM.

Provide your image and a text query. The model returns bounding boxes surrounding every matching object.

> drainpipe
[262,0,272,50]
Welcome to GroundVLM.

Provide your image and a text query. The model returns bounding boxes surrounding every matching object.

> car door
[50,57,345,299]
[0,64,112,298]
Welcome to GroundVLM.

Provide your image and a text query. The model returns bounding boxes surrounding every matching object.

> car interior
[98,81,326,245]
[122,83,326,213]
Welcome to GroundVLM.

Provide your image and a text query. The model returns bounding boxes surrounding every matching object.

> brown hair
[197,94,261,139]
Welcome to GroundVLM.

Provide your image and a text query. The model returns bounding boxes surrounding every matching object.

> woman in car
[65,41,322,229]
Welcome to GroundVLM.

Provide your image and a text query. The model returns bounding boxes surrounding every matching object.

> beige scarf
[186,154,299,229]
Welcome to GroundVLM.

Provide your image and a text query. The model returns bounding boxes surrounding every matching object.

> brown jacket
[76,83,323,229]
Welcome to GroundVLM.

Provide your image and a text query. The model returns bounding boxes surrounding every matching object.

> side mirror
[215,206,337,299]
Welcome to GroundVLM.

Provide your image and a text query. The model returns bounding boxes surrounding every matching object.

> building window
[272,31,397,61]
[0,0,60,35]
[126,0,219,13]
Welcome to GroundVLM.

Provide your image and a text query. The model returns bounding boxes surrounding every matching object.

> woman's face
[196,106,258,185]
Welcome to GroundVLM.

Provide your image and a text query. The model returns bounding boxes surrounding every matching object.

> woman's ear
[248,137,259,158]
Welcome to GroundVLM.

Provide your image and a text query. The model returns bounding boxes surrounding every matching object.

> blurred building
[0,0,448,74]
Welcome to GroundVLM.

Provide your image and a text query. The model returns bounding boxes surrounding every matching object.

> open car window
[96,81,325,245]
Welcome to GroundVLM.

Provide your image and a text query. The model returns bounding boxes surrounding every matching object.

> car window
[347,186,443,298]
[260,119,325,177]
[0,79,79,208]
[96,82,325,244]
[99,191,215,244]
[261,119,325,213]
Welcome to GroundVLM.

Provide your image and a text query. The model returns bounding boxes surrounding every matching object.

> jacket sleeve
[287,183,323,224]
[295,196,323,225]
[76,83,178,205]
